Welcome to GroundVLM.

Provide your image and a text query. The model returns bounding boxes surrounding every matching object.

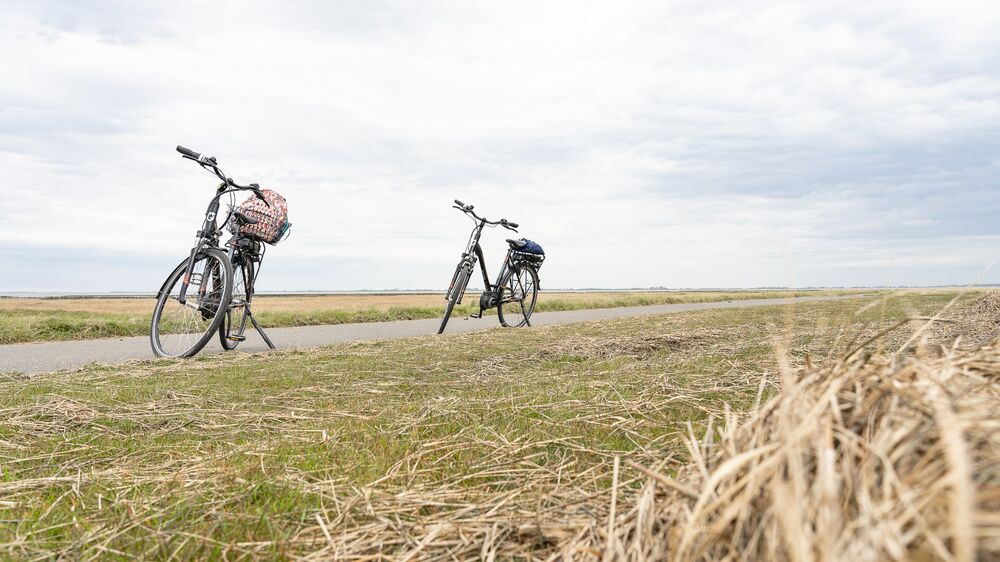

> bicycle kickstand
[248,309,277,350]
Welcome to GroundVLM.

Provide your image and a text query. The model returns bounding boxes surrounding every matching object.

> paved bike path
[0,295,861,374]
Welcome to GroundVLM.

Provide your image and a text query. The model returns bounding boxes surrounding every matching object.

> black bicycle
[438,200,543,334]
[150,146,277,357]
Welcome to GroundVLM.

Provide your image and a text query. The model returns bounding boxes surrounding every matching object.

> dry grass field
[0,290,855,344]
[0,291,838,315]
[2,289,997,560]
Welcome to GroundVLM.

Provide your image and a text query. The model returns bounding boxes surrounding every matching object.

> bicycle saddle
[233,209,258,225]
[506,238,527,249]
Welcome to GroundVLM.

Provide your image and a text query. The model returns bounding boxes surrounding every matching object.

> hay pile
[968,290,1000,318]
[607,341,1000,561]
[312,336,1000,561]
[930,290,1000,348]
[535,329,723,361]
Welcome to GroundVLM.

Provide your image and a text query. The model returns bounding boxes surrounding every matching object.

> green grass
[0,309,144,344]
[0,289,856,344]
[0,290,973,559]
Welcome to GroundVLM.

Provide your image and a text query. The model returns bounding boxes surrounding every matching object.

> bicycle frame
[177,184,228,305]
[448,216,518,309]
[174,150,268,305]
[172,184,275,348]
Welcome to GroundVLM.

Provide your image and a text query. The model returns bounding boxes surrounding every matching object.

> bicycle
[438,200,544,334]
[150,145,279,357]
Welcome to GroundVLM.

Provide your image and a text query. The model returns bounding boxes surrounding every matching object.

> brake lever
[251,185,271,206]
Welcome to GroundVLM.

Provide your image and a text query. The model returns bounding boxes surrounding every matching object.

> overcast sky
[1,0,999,292]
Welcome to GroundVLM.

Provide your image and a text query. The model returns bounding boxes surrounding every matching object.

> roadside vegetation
[3,290,996,559]
[0,289,858,344]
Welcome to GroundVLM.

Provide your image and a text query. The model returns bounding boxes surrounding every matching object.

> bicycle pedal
[227,335,246,342]
[470,312,482,319]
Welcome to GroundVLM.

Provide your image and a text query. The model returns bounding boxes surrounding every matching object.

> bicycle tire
[497,263,539,328]
[218,312,240,350]
[219,259,251,350]
[438,264,470,334]
[151,248,233,358]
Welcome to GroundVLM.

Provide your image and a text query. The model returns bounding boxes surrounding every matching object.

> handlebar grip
[508,222,519,228]
[454,199,465,208]
[176,145,200,159]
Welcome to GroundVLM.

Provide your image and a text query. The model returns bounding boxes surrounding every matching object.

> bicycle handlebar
[452,199,518,231]
[177,144,269,205]
[176,145,201,159]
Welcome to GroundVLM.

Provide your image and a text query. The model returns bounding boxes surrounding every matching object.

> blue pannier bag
[519,239,544,255]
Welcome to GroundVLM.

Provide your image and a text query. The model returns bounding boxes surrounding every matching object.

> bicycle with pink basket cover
[150,146,289,358]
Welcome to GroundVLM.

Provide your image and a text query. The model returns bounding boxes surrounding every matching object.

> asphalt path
[0,295,861,374]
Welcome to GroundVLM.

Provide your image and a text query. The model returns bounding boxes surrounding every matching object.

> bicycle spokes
[163,260,222,333]
[223,265,251,343]
[505,269,533,303]
[152,251,231,357]
[497,265,538,328]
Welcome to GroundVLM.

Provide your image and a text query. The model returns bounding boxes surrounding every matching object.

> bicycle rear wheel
[497,263,538,327]
[151,248,233,358]
[219,259,251,350]
[438,263,470,334]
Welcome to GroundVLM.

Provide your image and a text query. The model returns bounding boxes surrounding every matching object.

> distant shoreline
[0,286,989,299]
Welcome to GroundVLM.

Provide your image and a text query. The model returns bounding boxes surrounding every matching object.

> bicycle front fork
[177,245,201,305]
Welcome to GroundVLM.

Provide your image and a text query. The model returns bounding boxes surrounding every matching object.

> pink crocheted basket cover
[238,189,288,244]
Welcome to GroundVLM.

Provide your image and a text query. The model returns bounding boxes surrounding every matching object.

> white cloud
[1,0,999,291]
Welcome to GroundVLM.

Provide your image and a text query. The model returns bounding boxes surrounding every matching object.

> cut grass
[0,290,982,559]
[0,289,858,344]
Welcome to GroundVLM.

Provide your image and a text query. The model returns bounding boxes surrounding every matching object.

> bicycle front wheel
[438,264,470,334]
[497,263,538,328]
[151,248,233,358]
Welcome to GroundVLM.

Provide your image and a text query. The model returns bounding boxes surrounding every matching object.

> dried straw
[282,334,1000,560]
[630,337,1000,561]
[5,302,1000,560]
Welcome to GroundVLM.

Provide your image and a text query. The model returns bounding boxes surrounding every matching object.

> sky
[1,0,999,292]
